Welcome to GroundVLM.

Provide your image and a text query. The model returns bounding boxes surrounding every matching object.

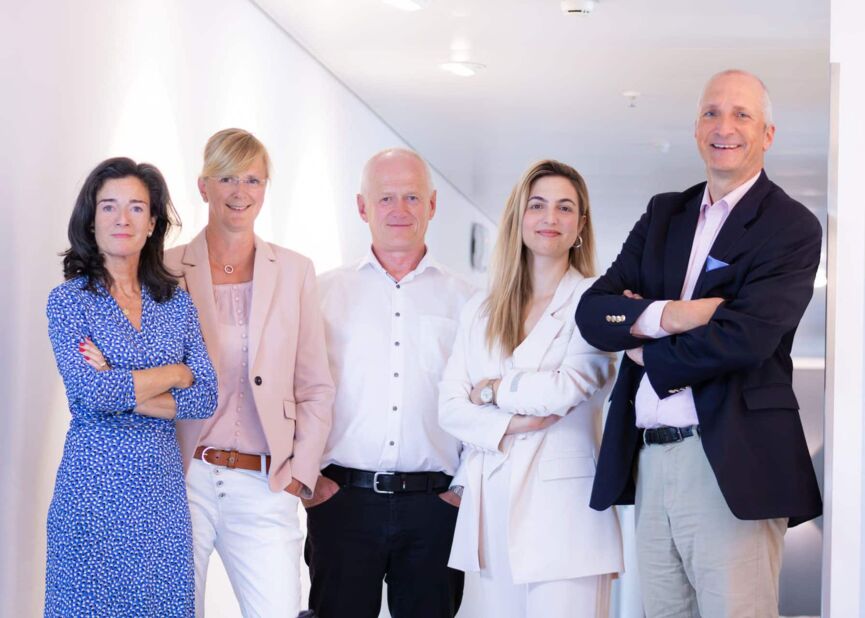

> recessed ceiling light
[382,0,430,11]
[440,61,486,77]
[561,0,596,15]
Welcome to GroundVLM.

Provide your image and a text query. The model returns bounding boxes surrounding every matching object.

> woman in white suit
[439,160,623,617]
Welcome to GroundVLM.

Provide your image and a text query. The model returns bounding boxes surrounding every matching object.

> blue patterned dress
[44,277,218,618]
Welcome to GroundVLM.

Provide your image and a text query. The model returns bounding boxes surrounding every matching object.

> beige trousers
[635,433,787,618]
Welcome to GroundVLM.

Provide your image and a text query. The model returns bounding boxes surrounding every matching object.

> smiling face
[93,176,155,260]
[199,155,268,234]
[521,175,585,261]
[357,151,436,255]
[695,72,775,192]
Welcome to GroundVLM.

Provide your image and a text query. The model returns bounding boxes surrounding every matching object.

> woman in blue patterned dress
[44,157,218,617]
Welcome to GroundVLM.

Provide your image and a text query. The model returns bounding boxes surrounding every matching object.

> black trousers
[304,486,464,618]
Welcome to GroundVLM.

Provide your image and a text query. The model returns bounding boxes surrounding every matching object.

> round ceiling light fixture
[622,90,641,108]
[440,61,486,77]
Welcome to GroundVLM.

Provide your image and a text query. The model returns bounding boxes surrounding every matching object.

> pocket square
[705,255,729,272]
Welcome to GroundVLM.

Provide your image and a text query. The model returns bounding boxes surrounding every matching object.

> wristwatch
[480,384,495,405]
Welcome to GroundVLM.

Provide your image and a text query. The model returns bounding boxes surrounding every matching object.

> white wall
[823,0,865,615]
[0,1,494,616]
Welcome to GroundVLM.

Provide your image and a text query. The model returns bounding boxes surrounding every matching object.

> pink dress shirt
[198,282,269,454]
[631,172,761,428]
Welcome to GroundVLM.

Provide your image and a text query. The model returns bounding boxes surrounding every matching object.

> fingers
[437,491,461,507]
[78,338,109,371]
[623,289,644,300]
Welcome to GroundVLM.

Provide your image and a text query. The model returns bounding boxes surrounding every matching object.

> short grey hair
[360,148,435,196]
[698,69,774,126]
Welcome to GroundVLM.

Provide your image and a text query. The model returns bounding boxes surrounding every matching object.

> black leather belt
[642,425,701,446]
[322,464,452,495]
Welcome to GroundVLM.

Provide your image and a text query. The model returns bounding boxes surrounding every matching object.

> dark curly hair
[62,157,181,302]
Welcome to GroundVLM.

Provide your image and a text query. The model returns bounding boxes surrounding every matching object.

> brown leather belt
[194,446,271,473]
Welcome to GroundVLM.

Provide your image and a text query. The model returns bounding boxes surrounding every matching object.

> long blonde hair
[484,160,596,355]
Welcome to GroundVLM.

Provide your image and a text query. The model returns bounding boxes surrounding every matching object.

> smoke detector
[561,0,596,15]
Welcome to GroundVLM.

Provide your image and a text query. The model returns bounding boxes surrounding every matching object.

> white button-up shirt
[318,250,475,474]
[632,172,760,428]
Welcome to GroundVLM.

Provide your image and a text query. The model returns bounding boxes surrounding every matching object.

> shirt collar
[356,247,441,283]
[701,171,762,213]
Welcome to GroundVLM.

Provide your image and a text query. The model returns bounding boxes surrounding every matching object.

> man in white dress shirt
[304,149,474,618]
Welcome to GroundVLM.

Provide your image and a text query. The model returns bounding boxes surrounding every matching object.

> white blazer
[439,269,624,584]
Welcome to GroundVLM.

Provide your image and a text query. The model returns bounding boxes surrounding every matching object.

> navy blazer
[576,171,822,527]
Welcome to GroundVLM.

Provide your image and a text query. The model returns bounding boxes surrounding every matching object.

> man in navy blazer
[576,70,822,617]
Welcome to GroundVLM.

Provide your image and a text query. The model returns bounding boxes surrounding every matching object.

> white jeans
[186,458,303,618]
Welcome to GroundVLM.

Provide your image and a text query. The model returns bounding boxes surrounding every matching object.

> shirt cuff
[631,300,672,339]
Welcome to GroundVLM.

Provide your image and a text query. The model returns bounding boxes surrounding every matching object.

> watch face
[480,386,494,404]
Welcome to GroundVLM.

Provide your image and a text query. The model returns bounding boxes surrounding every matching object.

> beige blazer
[165,230,334,494]
[439,269,623,583]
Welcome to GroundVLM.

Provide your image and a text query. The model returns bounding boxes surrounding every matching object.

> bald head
[699,69,773,126]
[356,148,437,258]
[360,148,434,197]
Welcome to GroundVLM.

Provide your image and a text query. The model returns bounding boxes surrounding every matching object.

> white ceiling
[252,0,830,355]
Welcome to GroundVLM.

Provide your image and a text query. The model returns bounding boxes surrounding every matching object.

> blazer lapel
[663,192,702,299]
[248,236,277,371]
[692,171,771,298]
[181,230,221,368]
[511,269,581,370]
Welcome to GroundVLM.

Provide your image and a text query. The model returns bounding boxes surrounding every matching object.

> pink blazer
[165,230,334,493]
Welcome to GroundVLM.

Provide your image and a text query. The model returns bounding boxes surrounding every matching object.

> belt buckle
[373,471,395,494]
[200,446,216,466]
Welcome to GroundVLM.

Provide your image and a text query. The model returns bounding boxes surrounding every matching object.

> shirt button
[392,406,398,411]
[216,480,224,487]
[218,493,226,499]
[395,312,400,317]
[389,441,395,446]
[254,376,263,385]
[396,284,401,289]
[394,341,400,346]
[242,333,247,339]
[239,393,244,398]
[394,372,399,378]
[214,469,220,475]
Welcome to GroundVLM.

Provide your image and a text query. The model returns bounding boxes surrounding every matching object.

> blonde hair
[201,128,271,179]
[484,160,596,355]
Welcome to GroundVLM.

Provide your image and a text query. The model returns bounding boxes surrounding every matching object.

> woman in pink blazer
[165,129,334,616]
[439,160,623,617]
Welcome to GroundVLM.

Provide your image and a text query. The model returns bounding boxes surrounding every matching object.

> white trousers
[476,454,612,618]
[186,458,303,618]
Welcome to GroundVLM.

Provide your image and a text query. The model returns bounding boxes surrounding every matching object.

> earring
[573,235,583,249]
[147,232,153,238]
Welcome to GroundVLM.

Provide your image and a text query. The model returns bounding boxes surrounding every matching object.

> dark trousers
[304,486,464,618]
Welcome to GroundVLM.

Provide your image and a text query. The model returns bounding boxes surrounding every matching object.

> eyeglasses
[208,176,266,188]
